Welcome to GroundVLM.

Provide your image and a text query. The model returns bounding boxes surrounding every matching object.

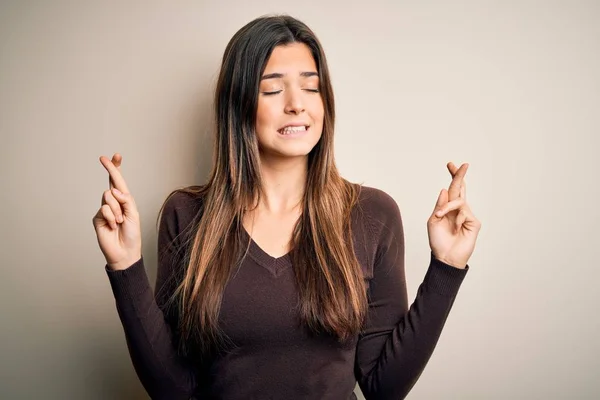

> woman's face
[255,42,324,159]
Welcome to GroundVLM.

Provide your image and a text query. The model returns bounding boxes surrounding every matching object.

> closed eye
[261,89,319,96]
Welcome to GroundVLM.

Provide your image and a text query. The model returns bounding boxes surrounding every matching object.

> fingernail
[436,210,444,217]
[112,188,121,195]
[117,215,124,223]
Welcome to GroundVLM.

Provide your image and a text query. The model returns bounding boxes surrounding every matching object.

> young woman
[93,15,481,400]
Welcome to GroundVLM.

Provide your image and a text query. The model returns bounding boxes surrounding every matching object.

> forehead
[262,42,318,75]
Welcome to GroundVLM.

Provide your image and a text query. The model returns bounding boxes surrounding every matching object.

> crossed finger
[447,162,466,200]
[447,162,468,201]
[100,154,129,194]
[109,153,122,189]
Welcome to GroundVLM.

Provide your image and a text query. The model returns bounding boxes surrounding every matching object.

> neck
[255,154,308,214]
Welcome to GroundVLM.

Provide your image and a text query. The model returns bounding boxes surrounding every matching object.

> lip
[278,122,310,131]
[277,124,310,137]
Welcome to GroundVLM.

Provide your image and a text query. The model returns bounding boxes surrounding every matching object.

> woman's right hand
[92,153,142,271]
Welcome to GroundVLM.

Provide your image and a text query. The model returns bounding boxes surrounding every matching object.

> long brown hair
[159,15,367,357]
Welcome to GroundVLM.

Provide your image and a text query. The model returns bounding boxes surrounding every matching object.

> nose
[284,88,305,115]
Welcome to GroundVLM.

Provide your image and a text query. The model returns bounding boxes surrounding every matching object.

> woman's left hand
[427,162,482,269]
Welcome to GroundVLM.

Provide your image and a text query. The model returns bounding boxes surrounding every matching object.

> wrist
[108,254,142,271]
[431,251,467,269]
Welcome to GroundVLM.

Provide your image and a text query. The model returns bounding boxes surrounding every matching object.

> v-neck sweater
[105,186,468,400]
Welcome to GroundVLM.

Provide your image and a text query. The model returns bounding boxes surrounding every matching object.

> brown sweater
[106,186,468,399]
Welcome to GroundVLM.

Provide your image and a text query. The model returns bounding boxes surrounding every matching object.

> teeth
[280,126,307,134]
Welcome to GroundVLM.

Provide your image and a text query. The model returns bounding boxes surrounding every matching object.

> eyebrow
[260,71,319,80]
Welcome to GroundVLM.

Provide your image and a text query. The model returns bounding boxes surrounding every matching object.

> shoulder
[162,186,205,213]
[357,185,400,210]
[159,185,206,239]
[350,185,404,276]
[355,185,402,229]
[355,185,404,254]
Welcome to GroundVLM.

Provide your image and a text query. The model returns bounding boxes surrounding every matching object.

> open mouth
[278,125,309,135]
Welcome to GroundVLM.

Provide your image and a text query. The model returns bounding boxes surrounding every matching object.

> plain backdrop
[1,1,598,399]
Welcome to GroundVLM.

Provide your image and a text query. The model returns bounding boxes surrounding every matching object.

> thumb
[111,188,137,215]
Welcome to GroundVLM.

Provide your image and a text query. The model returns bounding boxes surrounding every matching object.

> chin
[263,141,318,159]
[275,146,315,158]
[271,135,320,155]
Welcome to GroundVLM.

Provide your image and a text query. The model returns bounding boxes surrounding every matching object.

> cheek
[312,98,325,126]
[256,100,278,128]
[255,104,267,129]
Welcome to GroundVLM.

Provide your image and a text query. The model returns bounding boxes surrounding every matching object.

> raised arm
[354,189,468,399]
[94,154,197,399]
